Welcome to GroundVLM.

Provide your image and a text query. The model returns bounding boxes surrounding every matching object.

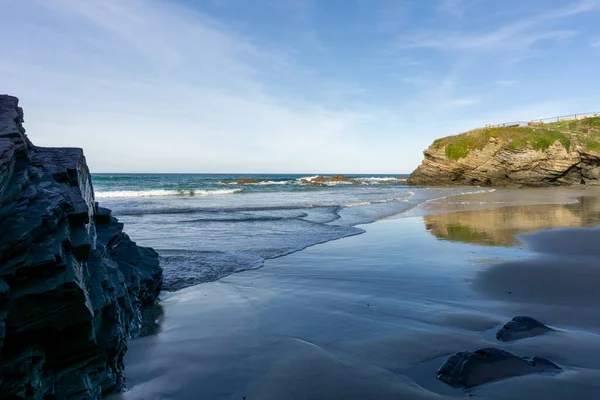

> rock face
[437,348,561,388]
[408,136,600,186]
[496,316,553,342]
[0,95,162,398]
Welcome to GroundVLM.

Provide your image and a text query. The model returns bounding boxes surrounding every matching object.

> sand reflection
[424,195,600,246]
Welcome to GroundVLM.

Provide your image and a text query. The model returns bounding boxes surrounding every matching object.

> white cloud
[396,0,595,52]
[2,0,387,173]
[3,0,599,174]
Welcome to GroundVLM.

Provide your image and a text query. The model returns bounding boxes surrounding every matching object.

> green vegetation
[432,116,600,160]
[444,224,500,246]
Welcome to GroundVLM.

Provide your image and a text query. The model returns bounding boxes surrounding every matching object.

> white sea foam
[344,192,415,207]
[419,188,497,206]
[253,181,291,185]
[344,201,372,207]
[356,177,406,183]
[321,181,354,186]
[95,188,242,199]
[297,175,320,183]
[221,180,292,185]
[297,175,405,185]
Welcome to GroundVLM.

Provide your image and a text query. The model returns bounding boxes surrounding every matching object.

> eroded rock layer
[408,137,600,186]
[0,95,162,399]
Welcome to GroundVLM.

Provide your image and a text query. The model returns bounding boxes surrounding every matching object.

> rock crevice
[0,95,162,399]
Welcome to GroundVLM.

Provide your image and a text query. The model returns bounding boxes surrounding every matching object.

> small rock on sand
[496,316,553,342]
[437,347,561,388]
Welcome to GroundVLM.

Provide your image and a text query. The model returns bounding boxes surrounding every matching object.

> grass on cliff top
[432,116,600,160]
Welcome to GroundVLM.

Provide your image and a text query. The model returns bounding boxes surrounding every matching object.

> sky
[1,0,600,173]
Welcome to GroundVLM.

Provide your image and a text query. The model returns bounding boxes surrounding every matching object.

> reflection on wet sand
[117,190,600,400]
[424,195,600,246]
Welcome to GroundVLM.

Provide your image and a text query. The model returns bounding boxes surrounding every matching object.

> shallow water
[112,188,600,400]
[94,173,493,289]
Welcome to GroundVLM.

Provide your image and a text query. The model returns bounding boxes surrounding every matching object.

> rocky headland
[408,117,600,186]
[0,95,162,399]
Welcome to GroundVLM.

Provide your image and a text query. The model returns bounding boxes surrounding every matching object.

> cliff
[408,117,600,186]
[0,95,162,398]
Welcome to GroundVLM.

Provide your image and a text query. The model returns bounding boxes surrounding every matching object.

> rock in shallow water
[0,95,162,398]
[437,348,561,388]
[496,316,553,342]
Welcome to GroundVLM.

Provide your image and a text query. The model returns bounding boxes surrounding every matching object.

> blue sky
[2,0,600,173]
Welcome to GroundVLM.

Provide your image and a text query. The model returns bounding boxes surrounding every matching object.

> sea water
[93,174,489,290]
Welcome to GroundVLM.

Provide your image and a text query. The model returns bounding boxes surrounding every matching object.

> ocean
[92,174,491,290]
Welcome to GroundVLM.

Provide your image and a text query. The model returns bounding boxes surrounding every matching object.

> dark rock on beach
[437,347,561,388]
[0,95,162,398]
[496,316,553,342]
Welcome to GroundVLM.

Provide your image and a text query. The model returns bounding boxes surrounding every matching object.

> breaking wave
[95,188,243,199]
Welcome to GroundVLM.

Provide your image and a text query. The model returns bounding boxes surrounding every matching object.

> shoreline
[114,187,600,399]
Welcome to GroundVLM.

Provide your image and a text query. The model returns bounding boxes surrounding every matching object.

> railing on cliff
[488,112,600,128]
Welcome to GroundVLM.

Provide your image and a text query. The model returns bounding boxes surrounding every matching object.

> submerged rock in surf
[300,175,360,185]
[437,347,561,388]
[496,316,553,342]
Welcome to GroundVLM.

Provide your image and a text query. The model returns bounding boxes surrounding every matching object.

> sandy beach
[112,187,600,400]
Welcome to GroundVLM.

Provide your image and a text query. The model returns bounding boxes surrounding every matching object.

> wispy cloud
[398,30,577,52]
[2,0,599,173]
[592,40,600,47]
[3,0,377,172]
[448,98,479,107]
[397,0,596,52]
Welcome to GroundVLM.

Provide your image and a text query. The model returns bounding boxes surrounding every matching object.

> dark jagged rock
[0,95,162,399]
[437,348,561,388]
[299,175,360,185]
[496,316,553,342]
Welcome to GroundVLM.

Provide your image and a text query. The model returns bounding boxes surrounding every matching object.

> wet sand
[113,187,600,400]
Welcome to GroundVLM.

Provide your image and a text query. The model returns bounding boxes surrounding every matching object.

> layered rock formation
[408,122,600,186]
[0,95,162,398]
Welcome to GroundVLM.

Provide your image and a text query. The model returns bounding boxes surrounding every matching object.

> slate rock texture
[0,95,162,399]
[437,347,561,388]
